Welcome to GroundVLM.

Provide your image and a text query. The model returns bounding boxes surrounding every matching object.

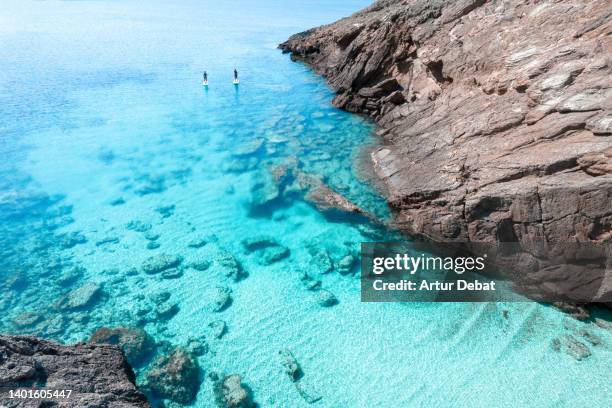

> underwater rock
[145,348,200,404]
[249,171,281,213]
[156,204,175,218]
[142,253,182,275]
[0,335,150,407]
[279,349,303,382]
[299,272,322,291]
[578,329,603,346]
[152,291,171,304]
[109,197,126,206]
[156,302,179,320]
[217,252,246,282]
[215,374,254,408]
[126,220,152,232]
[187,234,213,248]
[562,335,592,361]
[90,326,155,366]
[305,183,370,220]
[223,157,260,173]
[337,254,356,275]
[311,250,334,274]
[209,320,228,339]
[146,241,161,250]
[317,290,338,307]
[133,174,166,196]
[58,231,88,249]
[161,268,184,280]
[12,311,43,328]
[186,337,209,356]
[232,138,265,157]
[58,265,86,285]
[144,231,160,241]
[212,286,232,312]
[96,235,121,246]
[191,257,211,271]
[56,282,102,310]
[553,302,591,321]
[242,235,290,265]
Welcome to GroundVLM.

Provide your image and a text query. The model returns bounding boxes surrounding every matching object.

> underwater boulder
[156,302,179,320]
[232,138,265,157]
[58,231,88,249]
[161,268,184,280]
[56,282,102,310]
[214,374,254,408]
[186,337,209,356]
[191,257,211,271]
[187,234,216,248]
[209,320,228,339]
[242,235,290,265]
[90,326,155,366]
[142,253,182,275]
[337,254,357,275]
[216,252,246,282]
[58,265,86,286]
[317,290,338,307]
[12,311,43,329]
[311,250,334,274]
[279,349,303,382]
[299,272,322,291]
[212,286,232,312]
[145,348,201,404]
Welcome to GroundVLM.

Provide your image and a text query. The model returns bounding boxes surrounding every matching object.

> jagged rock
[281,0,612,303]
[215,374,254,408]
[145,348,200,404]
[209,320,228,339]
[142,254,182,275]
[90,327,155,366]
[318,290,338,307]
[56,282,102,310]
[212,286,232,312]
[0,335,150,407]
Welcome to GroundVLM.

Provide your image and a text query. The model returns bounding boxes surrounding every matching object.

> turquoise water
[1,1,611,407]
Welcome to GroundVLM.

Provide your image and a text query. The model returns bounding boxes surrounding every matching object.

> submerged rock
[0,335,150,407]
[209,320,228,339]
[232,138,265,156]
[56,282,102,310]
[12,311,43,328]
[191,257,212,271]
[217,252,246,281]
[212,286,232,312]
[317,290,338,307]
[142,253,182,275]
[299,272,322,291]
[311,250,334,274]
[242,235,290,265]
[337,254,356,275]
[156,302,179,320]
[188,234,216,248]
[90,326,155,366]
[161,268,184,279]
[562,335,592,361]
[214,374,254,408]
[145,348,200,404]
[279,349,303,382]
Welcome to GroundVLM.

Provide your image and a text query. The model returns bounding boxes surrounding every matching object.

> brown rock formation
[0,335,150,407]
[280,0,612,302]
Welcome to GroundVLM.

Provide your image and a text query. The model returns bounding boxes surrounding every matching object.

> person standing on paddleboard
[203,71,208,82]
[234,68,238,81]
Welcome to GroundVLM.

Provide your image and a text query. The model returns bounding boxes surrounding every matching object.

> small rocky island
[281,0,612,303]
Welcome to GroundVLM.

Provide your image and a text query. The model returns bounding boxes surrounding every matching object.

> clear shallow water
[1,1,611,407]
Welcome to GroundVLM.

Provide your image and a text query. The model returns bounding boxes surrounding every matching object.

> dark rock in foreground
[0,335,150,407]
[90,326,155,367]
[281,0,612,303]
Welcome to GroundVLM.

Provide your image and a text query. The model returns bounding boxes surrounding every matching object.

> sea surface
[1,1,611,407]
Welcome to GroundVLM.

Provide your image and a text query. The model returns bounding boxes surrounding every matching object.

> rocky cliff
[281,0,612,302]
[0,335,150,407]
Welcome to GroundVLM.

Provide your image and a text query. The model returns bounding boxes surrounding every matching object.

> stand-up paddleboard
[233,79,240,85]
[202,80,209,86]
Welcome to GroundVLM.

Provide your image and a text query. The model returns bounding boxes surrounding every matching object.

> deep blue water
[1,1,611,407]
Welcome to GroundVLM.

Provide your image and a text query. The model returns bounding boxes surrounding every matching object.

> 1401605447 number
[7,389,73,399]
